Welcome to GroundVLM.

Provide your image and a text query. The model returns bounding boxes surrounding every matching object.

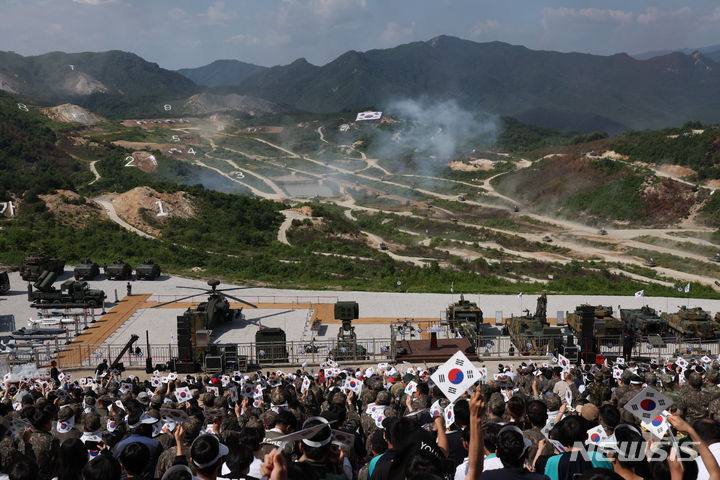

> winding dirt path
[278,210,306,245]
[89,161,101,185]
[93,196,156,240]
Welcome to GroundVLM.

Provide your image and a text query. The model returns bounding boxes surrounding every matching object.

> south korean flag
[301,377,311,395]
[241,383,255,398]
[344,377,363,395]
[404,381,418,396]
[624,387,673,421]
[676,357,688,369]
[641,410,671,439]
[557,354,571,371]
[585,425,608,446]
[430,350,481,403]
[444,403,455,427]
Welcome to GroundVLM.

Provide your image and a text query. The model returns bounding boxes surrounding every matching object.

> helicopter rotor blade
[215,287,254,292]
[223,294,258,308]
[151,293,204,308]
[176,286,212,292]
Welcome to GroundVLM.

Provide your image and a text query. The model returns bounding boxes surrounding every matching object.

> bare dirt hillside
[128,151,159,173]
[39,190,107,227]
[40,104,103,125]
[183,93,281,115]
[111,187,196,237]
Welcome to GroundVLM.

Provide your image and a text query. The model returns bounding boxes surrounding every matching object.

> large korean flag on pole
[623,387,673,422]
[430,350,481,403]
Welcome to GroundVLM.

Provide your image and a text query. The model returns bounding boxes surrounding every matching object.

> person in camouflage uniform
[616,374,643,425]
[611,370,632,407]
[584,373,611,406]
[676,372,714,424]
[18,406,59,480]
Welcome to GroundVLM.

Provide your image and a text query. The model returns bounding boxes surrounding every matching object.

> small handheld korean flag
[404,381,418,396]
[229,387,238,403]
[615,357,625,365]
[301,377,311,395]
[564,389,573,407]
[444,402,455,427]
[613,368,623,379]
[624,387,673,422]
[557,354,571,371]
[168,373,178,381]
[641,410,671,439]
[430,350,481,403]
[477,367,488,382]
[676,357,688,369]
[585,425,608,446]
[702,355,712,365]
[151,377,161,388]
[371,409,385,428]
[206,386,219,396]
[175,387,191,403]
[344,377,363,395]
[332,430,355,448]
[430,400,443,418]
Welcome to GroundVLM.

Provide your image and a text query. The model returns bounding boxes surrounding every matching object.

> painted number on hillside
[232,171,245,179]
[156,201,168,217]
[187,148,196,155]
[69,65,75,71]
[0,202,16,217]
[164,104,172,111]
[124,156,135,167]
[17,103,28,112]
[171,135,180,142]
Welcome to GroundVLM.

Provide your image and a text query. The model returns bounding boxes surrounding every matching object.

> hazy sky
[1,0,719,69]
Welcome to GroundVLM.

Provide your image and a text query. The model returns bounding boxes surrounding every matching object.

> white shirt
[453,453,503,480]
[696,442,720,480]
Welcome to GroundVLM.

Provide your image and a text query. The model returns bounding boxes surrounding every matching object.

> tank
[74,259,100,280]
[0,271,8,294]
[567,305,624,337]
[662,306,720,340]
[104,260,133,280]
[710,253,720,263]
[135,260,161,280]
[506,313,563,356]
[446,294,483,337]
[620,306,668,337]
[644,258,657,268]
[19,253,65,282]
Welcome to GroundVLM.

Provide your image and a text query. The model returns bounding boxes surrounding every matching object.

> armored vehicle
[135,259,161,280]
[329,301,367,361]
[19,253,65,282]
[710,253,720,263]
[74,259,100,280]
[599,228,608,235]
[620,306,668,337]
[104,260,133,280]
[28,271,106,307]
[256,328,289,363]
[662,306,720,340]
[567,305,624,337]
[506,294,563,355]
[543,235,552,242]
[446,294,483,340]
[644,258,657,268]
[0,271,8,294]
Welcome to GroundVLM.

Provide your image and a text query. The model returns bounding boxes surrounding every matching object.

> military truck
[0,271,9,294]
[74,259,100,280]
[135,260,161,280]
[329,301,367,361]
[506,294,564,355]
[28,271,106,307]
[255,328,289,363]
[104,260,133,280]
[19,253,65,282]
[620,306,668,337]
[662,306,720,340]
[567,305,624,337]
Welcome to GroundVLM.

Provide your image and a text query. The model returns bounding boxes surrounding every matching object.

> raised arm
[466,387,486,480]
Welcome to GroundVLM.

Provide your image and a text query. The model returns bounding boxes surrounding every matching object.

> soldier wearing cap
[676,372,714,424]
[54,405,81,442]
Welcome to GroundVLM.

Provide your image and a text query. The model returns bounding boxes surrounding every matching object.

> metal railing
[6,331,719,371]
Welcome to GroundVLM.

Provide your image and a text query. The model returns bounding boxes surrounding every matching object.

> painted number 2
[124,156,135,167]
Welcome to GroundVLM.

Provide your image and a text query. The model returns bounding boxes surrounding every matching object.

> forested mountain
[234,36,720,132]
[177,59,266,87]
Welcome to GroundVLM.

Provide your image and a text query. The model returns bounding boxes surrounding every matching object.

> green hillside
[177,59,267,87]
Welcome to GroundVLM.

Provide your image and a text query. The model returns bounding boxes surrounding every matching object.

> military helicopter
[152,280,258,372]
[152,279,257,330]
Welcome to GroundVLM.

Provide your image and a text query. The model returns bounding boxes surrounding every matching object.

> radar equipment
[506,294,563,355]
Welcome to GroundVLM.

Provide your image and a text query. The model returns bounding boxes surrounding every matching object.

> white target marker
[156,201,169,217]
[124,156,135,167]
[0,201,15,217]
[164,104,172,111]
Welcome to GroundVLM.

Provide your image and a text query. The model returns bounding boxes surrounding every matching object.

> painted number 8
[164,104,172,111]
